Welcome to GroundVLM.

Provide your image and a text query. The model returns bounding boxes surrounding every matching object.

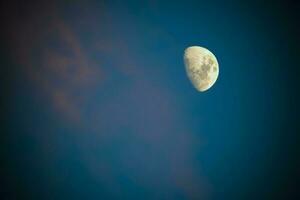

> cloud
[3,1,209,198]
[5,2,103,124]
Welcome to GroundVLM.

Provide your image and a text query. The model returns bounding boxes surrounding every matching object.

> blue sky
[2,0,299,199]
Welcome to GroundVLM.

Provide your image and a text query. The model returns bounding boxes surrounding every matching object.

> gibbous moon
[184,46,219,92]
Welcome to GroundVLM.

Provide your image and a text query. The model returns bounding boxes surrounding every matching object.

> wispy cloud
[4,1,208,198]
[6,3,103,124]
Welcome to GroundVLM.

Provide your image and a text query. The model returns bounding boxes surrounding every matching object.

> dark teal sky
[1,0,299,199]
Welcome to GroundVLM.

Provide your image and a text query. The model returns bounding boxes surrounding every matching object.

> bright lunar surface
[184,46,219,92]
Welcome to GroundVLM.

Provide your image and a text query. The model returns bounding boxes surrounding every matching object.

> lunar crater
[184,46,219,92]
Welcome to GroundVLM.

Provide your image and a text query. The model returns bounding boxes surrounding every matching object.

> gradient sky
[1,0,299,199]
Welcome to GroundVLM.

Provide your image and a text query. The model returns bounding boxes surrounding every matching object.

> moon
[184,46,219,92]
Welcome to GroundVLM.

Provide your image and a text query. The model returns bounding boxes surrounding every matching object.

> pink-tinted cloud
[5,3,103,124]
[4,1,209,198]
